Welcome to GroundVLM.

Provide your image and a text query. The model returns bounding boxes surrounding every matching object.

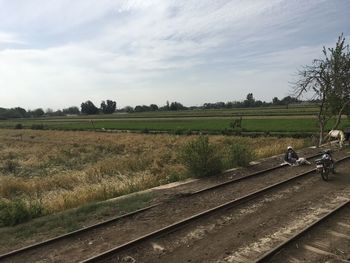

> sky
[0,0,349,110]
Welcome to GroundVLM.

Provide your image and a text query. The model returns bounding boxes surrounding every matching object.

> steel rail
[0,203,159,260]
[190,151,323,195]
[254,199,350,263]
[80,155,350,263]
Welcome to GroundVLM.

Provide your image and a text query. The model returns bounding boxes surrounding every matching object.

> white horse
[328,130,345,148]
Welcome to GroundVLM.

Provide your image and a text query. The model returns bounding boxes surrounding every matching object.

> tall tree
[294,34,350,145]
[14,107,27,117]
[244,93,255,107]
[149,104,159,111]
[62,106,80,115]
[272,97,280,105]
[123,106,134,113]
[100,100,117,114]
[81,100,99,115]
[169,101,186,111]
[33,108,45,117]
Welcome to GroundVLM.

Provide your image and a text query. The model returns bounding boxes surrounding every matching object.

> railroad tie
[303,244,350,262]
[328,230,350,240]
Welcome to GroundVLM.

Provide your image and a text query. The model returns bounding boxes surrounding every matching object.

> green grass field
[0,105,348,134]
[1,117,349,133]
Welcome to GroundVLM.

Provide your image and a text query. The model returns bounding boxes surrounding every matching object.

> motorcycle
[315,151,335,181]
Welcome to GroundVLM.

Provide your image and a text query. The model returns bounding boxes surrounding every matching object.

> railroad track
[0,204,159,261]
[255,199,350,263]
[0,149,341,263]
[79,155,350,263]
[189,151,324,196]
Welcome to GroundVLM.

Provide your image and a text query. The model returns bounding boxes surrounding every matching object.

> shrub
[31,124,44,130]
[0,199,29,226]
[223,143,255,168]
[14,124,23,129]
[174,129,184,135]
[185,129,193,135]
[0,199,45,226]
[221,128,234,135]
[3,160,19,174]
[179,136,222,177]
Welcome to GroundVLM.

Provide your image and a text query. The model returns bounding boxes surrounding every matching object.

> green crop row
[1,117,349,133]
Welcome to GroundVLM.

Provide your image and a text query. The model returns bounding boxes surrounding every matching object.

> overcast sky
[0,0,349,110]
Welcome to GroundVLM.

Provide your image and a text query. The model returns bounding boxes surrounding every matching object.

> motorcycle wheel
[321,168,329,181]
[331,165,336,174]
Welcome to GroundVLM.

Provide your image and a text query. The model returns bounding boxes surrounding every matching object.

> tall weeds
[0,129,309,225]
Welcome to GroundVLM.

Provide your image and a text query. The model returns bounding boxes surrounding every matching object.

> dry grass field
[0,129,309,225]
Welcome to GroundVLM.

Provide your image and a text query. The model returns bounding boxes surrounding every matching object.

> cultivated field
[1,106,348,134]
[0,129,309,226]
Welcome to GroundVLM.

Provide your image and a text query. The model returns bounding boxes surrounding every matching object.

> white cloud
[0,32,23,44]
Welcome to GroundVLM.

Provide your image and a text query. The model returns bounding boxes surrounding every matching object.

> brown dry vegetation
[0,129,308,222]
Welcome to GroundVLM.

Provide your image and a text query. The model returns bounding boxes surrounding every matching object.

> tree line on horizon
[0,94,305,119]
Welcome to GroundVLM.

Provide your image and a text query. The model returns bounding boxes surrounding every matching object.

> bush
[0,199,44,226]
[14,123,23,129]
[221,128,233,135]
[185,129,193,135]
[223,143,255,168]
[31,124,44,130]
[174,129,184,135]
[179,136,222,177]
[0,199,29,226]
[141,128,149,134]
[3,160,19,174]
